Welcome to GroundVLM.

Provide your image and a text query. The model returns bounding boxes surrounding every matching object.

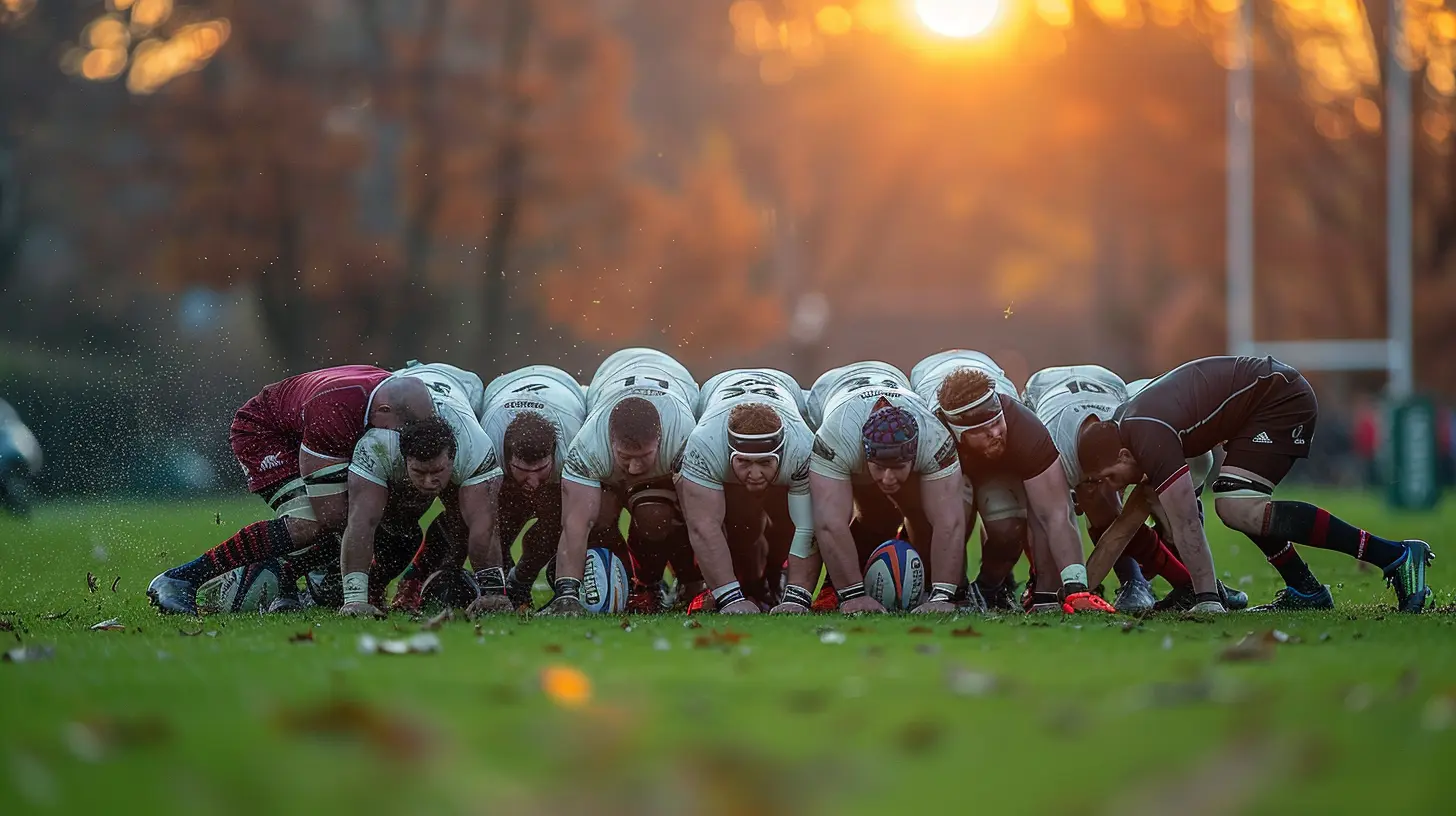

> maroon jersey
[1114,356,1316,494]
[958,394,1061,485]
[231,365,391,493]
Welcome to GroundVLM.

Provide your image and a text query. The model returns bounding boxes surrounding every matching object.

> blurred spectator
[1353,397,1381,488]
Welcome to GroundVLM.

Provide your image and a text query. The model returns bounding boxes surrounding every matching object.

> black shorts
[1223,371,1318,461]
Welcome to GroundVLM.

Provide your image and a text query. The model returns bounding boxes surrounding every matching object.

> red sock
[169,519,293,584]
[1124,526,1193,588]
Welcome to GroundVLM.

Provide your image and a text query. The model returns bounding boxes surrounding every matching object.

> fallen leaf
[683,618,702,629]
[65,715,171,761]
[421,609,453,631]
[951,626,981,638]
[849,626,868,634]
[897,719,945,754]
[178,627,204,637]
[619,617,633,631]
[41,610,70,621]
[110,577,120,593]
[474,623,483,637]
[693,629,748,649]
[1219,632,1275,662]
[540,665,592,708]
[90,618,125,632]
[289,631,315,643]
[274,698,435,762]
[3,645,54,663]
[86,573,98,593]
[544,643,563,654]
[908,626,933,635]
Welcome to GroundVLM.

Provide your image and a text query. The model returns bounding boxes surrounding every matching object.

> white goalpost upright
[1225,0,1413,399]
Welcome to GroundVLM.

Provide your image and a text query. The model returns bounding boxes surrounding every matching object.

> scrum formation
[146,348,1435,618]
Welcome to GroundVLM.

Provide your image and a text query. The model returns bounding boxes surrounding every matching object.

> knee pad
[1210,474,1274,500]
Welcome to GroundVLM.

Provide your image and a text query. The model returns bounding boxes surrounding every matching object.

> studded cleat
[1113,576,1157,615]
[1248,584,1335,612]
[147,572,199,616]
[1386,540,1434,614]
[1219,580,1249,611]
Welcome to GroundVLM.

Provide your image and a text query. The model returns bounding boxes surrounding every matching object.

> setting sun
[914,0,1003,38]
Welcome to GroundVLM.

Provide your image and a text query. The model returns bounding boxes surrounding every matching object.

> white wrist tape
[343,571,370,605]
[1059,564,1088,588]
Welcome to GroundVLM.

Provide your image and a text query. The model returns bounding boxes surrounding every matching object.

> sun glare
[914,0,1003,39]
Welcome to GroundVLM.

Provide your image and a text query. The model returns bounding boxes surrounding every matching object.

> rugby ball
[197,559,283,614]
[582,546,629,614]
[864,540,925,611]
[419,568,481,612]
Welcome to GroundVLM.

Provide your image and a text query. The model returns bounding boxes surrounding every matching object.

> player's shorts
[230,395,301,496]
[972,474,1028,523]
[1223,371,1318,461]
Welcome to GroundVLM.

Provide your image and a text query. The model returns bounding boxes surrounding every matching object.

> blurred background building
[3,0,1455,497]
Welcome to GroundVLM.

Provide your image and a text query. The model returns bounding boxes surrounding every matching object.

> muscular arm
[458,477,503,572]
[1153,473,1218,595]
[678,478,736,591]
[300,449,349,531]
[809,471,862,588]
[1023,461,1084,574]
[921,473,968,587]
[554,479,602,582]
[338,473,388,599]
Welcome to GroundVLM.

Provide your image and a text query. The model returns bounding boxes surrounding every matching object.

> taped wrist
[343,571,370,605]
[836,582,867,603]
[474,566,507,596]
[927,582,958,604]
[711,581,745,608]
[1059,564,1088,588]
[782,585,813,608]
[552,577,582,600]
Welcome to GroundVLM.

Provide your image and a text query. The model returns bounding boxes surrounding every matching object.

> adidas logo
[1252,432,1273,444]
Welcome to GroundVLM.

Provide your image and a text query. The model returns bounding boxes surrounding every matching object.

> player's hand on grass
[339,601,386,619]
[465,594,514,618]
[720,598,760,615]
[911,599,957,615]
[840,596,886,615]
[538,595,587,617]
[770,601,809,615]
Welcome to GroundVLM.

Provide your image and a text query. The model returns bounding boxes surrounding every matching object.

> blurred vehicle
[0,397,43,516]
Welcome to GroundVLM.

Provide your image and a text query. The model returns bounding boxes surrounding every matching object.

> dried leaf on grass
[951,625,981,638]
[289,631,315,643]
[273,698,435,762]
[86,573,98,593]
[110,577,121,593]
[692,629,748,649]
[65,715,171,761]
[907,626,933,635]
[89,618,125,632]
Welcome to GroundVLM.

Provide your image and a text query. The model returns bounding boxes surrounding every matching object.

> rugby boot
[390,576,425,613]
[505,567,535,610]
[1024,590,1061,614]
[1220,581,1249,610]
[978,577,1018,612]
[1385,540,1434,614]
[147,572,198,615]
[1248,584,1334,612]
[1113,576,1157,615]
[1156,580,1248,613]
[266,593,307,614]
[955,581,988,613]
[685,590,713,614]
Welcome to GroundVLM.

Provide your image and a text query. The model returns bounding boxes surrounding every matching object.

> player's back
[587,348,698,415]
[481,366,587,476]
[910,350,1018,412]
[1024,365,1127,415]
[259,365,391,435]
[697,368,806,419]
[394,361,487,420]
[806,361,907,430]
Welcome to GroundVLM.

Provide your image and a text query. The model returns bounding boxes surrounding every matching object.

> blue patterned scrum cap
[861,404,918,465]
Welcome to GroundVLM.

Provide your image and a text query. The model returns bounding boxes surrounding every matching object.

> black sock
[1244,533,1322,595]
[1263,501,1405,569]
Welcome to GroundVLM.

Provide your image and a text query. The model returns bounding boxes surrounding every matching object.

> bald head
[369,376,436,429]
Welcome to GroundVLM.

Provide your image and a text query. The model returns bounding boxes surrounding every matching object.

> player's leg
[818,482,905,610]
[716,484,773,608]
[1078,480,1165,613]
[1216,451,1431,612]
[760,488,795,606]
[623,478,697,612]
[148,417,320,614]
[505,487,557,607]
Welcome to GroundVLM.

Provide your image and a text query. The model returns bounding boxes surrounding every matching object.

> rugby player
[677,369,815,614]
[1078,355,1433,613]
[338,362,506,618]
[799,362,964,615]
[391,365,592,611]
[915,352,1114,614]
[1024,366,1248,613]
[147,365,436,615]
[540,348,701,616]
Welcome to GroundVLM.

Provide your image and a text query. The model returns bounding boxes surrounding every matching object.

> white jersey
[349,386,502,490]
[1024,366,1128,486]
[910,350,1019,413]
[809,364,959,484]
[564,349,699,491]
[806,361,908,430]
[480,366,587,479]
[392,361,486,420]
[586,347,698,416]
[679,369,814,493]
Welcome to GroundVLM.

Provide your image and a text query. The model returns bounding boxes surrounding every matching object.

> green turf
[1,490,1454,814]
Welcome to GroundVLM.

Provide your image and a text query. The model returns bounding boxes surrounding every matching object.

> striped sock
[167,519,293,584]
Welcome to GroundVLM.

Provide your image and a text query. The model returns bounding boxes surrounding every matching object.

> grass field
[1,489,1454,815]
